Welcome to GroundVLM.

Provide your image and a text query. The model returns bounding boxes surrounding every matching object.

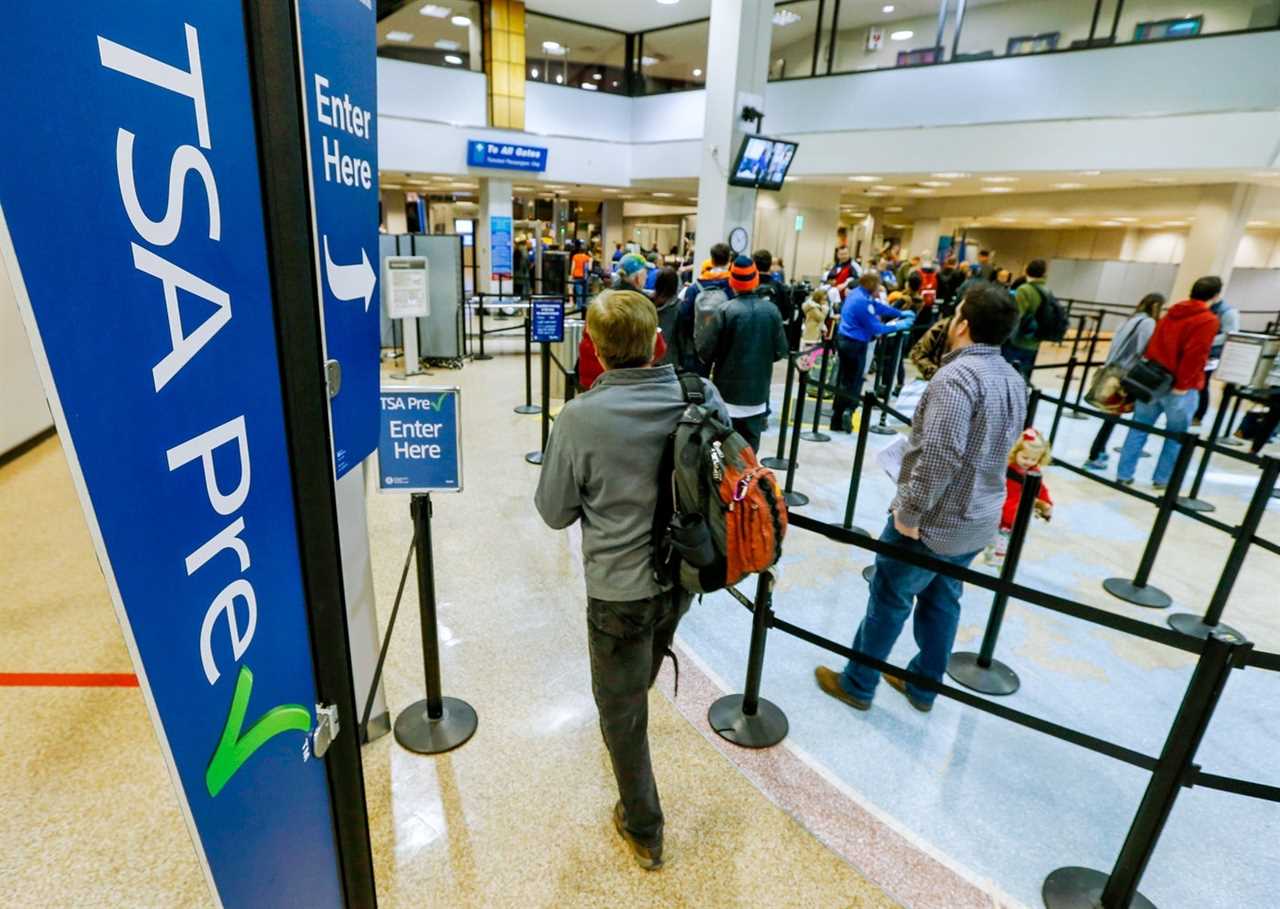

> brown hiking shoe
[885,673,932,713]
[814,666,870,711]
[613,802,663,870]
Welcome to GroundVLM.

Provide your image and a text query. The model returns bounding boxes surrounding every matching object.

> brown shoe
[884,673,932,713]
[814,666,870,711]
[613,802,663,870]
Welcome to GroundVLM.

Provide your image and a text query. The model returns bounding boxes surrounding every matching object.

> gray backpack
[692,284,731,355]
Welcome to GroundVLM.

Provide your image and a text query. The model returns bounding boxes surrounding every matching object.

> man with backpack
[677,242,734,375]
[1003,258,1066,379]
[535,289,730,871]
[815,283,1026,713]
[696,256,789,452]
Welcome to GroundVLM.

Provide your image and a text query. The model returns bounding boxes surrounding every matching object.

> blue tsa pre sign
[467,138,548,172]
[379,387,463,493]
[298,0,381,478]
[531,299,566,343]
[0,6,343,908]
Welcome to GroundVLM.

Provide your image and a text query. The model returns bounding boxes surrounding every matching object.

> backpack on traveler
[1025,284,1069,342]
[652,375,788,594]
[691,283,732,358]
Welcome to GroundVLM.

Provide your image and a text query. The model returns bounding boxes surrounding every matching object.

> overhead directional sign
[467,138,549,172]
[0,5,345,907]
[298,0,381,478]
[378,387,463,493]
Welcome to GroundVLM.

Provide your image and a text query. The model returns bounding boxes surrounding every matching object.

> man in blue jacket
[829,273,913,432]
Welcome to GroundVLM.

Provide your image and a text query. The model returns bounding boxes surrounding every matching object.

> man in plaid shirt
[817,283,1026,713]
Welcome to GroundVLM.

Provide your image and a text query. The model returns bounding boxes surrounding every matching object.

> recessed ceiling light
[931,171,968,179]
[1143,176,1176,184]
[581,82,598,90]
[983,187,1013,194]
[850,176,877,182]
[434,39,460,50]
[865,192,887,198]
[450,15,471,26]
[997,217,1016,223]
[1079,170,1103,176]
[653,192,674,197]
[773,9,801,26]
[1098,220,1122,227]
[530,67,539,78]
[1162,220,1187,226]
[883,4,896,11]
[1049,217,1074,224]
[657,0,680,5]
[919,180,950,188]
[981,176,1018,183]
[542,40,566,55]
[640,56,658,66]
[872,185,895,191]
[593,72,603,80]
[890,30,914,41]
[385,30,414,42]
[1054,182,1084,189]
[603,188,620,193]
[885,206,904,212]
[419,4,450,17]
[443,54,463,65]
[908,188,933,195]
[692,68,703,77]
[1114,217,1138,222]
[555,74,563,84]
[611,81,619,87]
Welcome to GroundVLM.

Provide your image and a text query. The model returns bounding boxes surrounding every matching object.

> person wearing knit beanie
[728,255,760,294]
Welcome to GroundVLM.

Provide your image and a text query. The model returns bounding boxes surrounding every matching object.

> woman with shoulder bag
[1084,293,1165,470]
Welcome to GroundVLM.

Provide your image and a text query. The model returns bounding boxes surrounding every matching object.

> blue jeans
[573,278,588,311]
[840,518,979,707]
[1117,389,1198,485]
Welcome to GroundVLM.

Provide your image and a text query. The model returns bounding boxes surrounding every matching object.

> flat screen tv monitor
[729,135,798,191]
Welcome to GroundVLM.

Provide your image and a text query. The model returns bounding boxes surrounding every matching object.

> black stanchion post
[474,295,493,361]
[514,306,540,414]
[762,354,796,471]
[1168,457,1279,640]
[1049,357,1077,448]
[842,393,875,534]
[525,342,551,465]
[393,494,478,755]
[1219,388,1247,447]
[1178,384,1233,513]
[783,370,810,507]
[1066,315,1102,420]
[947,472,1041,695]
[1025,387,1042,430]
[802,337,832,442]
[869,332,906,437]
[1068,313,1086,362]
[1043,630,1250,909]
[1102,434,1196,608]
[708,571,789,748]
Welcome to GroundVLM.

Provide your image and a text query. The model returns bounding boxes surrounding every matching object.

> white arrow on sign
[323,235,376,311]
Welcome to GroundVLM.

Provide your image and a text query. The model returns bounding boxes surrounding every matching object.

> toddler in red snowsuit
[985,428,1053,566]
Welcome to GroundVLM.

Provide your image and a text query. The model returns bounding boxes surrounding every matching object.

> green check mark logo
[206,665,311,797]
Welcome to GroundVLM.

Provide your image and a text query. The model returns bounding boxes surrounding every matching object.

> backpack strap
[678,372,705,406]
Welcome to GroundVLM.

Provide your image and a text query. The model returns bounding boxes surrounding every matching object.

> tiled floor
[3,346,1275,908]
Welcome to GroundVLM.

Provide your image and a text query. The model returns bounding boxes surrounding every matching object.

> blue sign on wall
[378,387,463,493]
[491,215,513,278]
[0,6,343,908]
[531,299,566,344]
[299,0,381,478]
[467,138,548,172]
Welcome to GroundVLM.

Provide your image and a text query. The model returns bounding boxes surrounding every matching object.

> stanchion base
[708,694,788,749]
[1167,613,1246,643]
[1064,412,1088,421]
[1176,496,1215,513]
[800,431,832,443]
[394,697,478,755]
[473,354,494,361]
[868,425,898,436]
[784,491,809,507]
[525,451,544,465]
[514,404,542,415]
[1042,867,1157,909]
[947,652,1020,696]
[1102,577,1172,609]
[862,565,876,583]
[761,457,792,470]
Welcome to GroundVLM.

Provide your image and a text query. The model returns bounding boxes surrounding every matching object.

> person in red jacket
[578,306,669,390]
[1116,276,1222,488]
[985,428,1053,566]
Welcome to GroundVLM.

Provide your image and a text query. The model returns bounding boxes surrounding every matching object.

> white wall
[1,249,53,455]
[377,58,487,125]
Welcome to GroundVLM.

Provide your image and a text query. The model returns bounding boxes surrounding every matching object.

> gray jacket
[697,292,789,407]
[534,365,729,601]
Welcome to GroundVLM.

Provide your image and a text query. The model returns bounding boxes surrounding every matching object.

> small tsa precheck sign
[379,386,463,493]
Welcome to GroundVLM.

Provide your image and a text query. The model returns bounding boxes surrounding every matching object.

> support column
[601,200,624,262]
[694,0,775,266]
[1172,183,1256,297]
[910,218,942,262]
[484,0,526,130]
[477,177,514,294]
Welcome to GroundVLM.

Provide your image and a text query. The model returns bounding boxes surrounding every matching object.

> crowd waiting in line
[531,224,1279,871]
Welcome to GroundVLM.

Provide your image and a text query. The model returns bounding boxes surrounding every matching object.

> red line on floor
[0,672,139,688]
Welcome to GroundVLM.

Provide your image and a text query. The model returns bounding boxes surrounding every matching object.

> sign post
[0,4,374,905]
[526,300,566,465]
[297,0,382,479]
[378,387,476,754]
[384,256,429,379]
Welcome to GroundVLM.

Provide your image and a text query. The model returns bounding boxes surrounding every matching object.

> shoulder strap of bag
[678,372,705,405]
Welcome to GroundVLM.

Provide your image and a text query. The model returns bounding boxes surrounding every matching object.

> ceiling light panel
[419,4,451,17]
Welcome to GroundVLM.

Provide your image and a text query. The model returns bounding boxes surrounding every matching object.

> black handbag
[1121,358,1173,404]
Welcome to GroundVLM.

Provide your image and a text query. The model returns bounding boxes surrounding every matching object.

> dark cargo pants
[587,589,690,849]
